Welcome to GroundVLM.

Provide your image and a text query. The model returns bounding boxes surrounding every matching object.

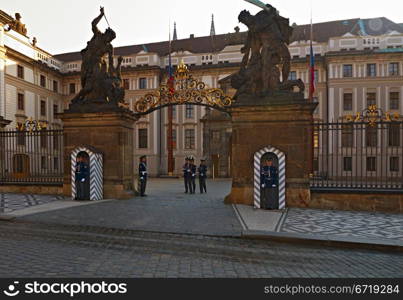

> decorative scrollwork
[134,60,233,114]
[344,105,401,127]
[16,118,48,132]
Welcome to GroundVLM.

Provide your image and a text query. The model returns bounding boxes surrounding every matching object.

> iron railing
[311,120,403,192]
[0,129,64,185]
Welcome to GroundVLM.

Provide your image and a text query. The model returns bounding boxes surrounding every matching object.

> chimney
[189,34,195,39]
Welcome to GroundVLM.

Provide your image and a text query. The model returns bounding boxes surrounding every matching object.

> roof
[55,17,403,62]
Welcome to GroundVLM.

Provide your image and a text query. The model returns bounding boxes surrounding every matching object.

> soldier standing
[189,157,197,194]
[183,157,192,193]
[139,155,148,197]
[75,155,89,200]
[260,159,279,210]
[198,158,207,194]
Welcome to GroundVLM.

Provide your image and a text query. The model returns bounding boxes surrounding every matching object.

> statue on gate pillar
[71,7,125,108]
[231,2,305,99]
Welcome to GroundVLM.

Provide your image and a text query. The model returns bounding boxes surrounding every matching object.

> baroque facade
[1,9,402,176]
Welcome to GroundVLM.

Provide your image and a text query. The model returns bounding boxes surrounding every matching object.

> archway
[71,146,103,201]
[254,146,286,210]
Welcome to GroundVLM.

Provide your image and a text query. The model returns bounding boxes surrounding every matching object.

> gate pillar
[61,109,138,199]
[225,94,317,208]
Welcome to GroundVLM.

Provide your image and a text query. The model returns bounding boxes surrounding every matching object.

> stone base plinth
[61,109,138,199]
[225,94,317,207]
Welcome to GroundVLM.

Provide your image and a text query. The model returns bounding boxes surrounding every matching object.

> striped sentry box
[254,146,286,210]
[71,146,103,201]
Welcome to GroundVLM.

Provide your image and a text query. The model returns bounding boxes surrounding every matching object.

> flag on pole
[168,27,175,95]
[309,17,315,101]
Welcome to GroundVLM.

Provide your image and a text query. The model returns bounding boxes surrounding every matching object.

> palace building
[1,9,402,177]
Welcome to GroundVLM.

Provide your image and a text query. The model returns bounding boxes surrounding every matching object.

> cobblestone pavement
[0,193,64,214]
[0,221,402,278]
[280,208,403,241]
[18,179,242,237]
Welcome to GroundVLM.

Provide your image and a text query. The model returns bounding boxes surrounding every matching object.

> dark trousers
[184,177,191,193]
[140,178,147,196]
[199,177,207,193]
[76,179,90,200]
[262,187,279,210]
[191,177,196,194]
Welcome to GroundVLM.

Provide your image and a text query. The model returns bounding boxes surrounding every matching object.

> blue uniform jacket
[260,166,278,187]
[76,161,89,181]
[198,165,207,178]
[139,162,147,180]
[183,163,192,178]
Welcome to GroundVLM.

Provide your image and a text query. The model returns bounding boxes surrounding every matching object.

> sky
[1,0,403,55]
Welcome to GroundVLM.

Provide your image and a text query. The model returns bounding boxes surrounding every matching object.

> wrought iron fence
[0,129,64,185]
[311,120,403,192]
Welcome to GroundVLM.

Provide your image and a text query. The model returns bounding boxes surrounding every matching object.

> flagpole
[309,1,315,176]
[167,20,174,176]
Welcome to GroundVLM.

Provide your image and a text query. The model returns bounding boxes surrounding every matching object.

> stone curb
[242,230,403,253]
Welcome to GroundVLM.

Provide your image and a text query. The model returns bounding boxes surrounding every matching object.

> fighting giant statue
[232,1,304,99]
[71,7,124,106]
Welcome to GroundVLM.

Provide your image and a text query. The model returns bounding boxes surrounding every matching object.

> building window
[390,92,400,110]
[343,157,352,172]
[313,159,319,171]
[41,156,48,170]
[366,64,377,77]
[69,83,76,94]
[185,104,194,118]
[366,126,378,147]
[342,124,353,148]
[390,157,399,172]
[366,157,376,172]
[53,104,58,117]
[17,131,26,146]
[343,93,353,111]
[172,105,177,119]
[40,75,46,88]
[139,78,147,89]
[185,129,195,149]
[343,64,353,77]
[138,128,148,149]
[288,71,297,81]
[123,79,130,90]
[166,128,177,149]
[40,100,46,116]
[389,63,400,76]
[53,80,58,93]
[212,130,221,143]
[314,70,319,83]
[388,123,401,147]
[53,134,59,150]
[53,157,59,170]
[367,93,376,107]
[313,97,319,114]
[17,65,24,79]
[17,93,24,110]
[313,130,319,148]
[40,132,48,148]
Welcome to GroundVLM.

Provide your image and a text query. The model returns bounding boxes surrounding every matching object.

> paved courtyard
[0,221,402,278]
[16,179,243,237]
[0,193,64,214]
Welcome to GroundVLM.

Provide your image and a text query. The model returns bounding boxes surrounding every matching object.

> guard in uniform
[183,157,192,193]
[198,158,208,193]
[139,155,148,197]
[189,157,197,194]
[75,155,89,200]
[260,159,279,210]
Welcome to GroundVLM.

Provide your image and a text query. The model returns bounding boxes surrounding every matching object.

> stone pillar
[225,94,317,208]
[61,109,138,199]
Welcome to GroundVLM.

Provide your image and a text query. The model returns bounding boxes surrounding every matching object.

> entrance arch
[71,146,103,201]
[254,146,286,210]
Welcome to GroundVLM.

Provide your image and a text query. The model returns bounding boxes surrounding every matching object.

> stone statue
[71,7,125,106]
[232,3,304,99]
[11,13,27,36]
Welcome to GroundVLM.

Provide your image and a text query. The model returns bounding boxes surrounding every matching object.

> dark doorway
[76,151,90,200]
[260,153,279,210]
